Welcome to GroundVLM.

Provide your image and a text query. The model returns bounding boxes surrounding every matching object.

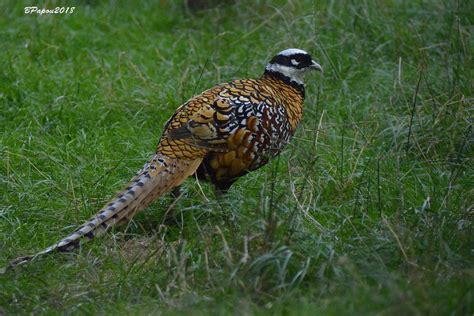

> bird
[3,48,322,272]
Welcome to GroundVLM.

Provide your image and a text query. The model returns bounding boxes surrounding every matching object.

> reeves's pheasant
[4,48,322,271]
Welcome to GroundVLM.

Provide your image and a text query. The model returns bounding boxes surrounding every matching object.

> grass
[0,0,472,314]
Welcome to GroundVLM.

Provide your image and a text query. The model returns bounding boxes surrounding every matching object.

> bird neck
[260,72,305,132]
[262,70,305,98]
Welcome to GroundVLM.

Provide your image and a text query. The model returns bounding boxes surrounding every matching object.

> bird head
[264,48,322,87]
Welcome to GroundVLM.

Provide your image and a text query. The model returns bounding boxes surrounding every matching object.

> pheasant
[3,48,322,271]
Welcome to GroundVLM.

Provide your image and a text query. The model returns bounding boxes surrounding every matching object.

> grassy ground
[0,0,473,314]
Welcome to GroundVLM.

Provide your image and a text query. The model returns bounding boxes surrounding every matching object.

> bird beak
[310,60,323,72]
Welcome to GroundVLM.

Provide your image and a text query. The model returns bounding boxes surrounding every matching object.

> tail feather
[3,154,202,271]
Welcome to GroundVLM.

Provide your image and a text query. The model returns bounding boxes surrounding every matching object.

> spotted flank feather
[3,48,321,272]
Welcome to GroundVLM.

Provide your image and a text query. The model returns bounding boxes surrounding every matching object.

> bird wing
[164,78,265,150]
[166,96,236,151]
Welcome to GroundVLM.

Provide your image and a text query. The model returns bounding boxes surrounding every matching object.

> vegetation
[1,0,472,314]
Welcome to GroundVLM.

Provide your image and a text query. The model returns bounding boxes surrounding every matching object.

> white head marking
[265,63,304,85]
[278,48,309,56]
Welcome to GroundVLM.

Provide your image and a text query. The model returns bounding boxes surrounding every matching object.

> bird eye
[291,59,299,66]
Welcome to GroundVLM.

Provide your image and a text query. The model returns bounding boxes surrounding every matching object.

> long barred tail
[2,154,202,272]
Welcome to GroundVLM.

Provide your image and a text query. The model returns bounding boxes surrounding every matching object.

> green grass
[1,0,473,314]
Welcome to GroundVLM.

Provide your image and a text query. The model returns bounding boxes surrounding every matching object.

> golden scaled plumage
[164,75,305,191]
